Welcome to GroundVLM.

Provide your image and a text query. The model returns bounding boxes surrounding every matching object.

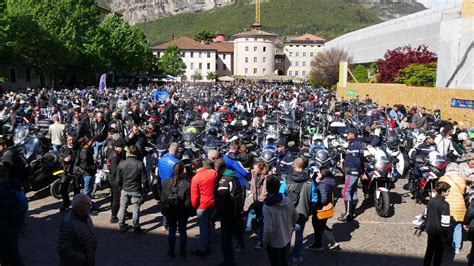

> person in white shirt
[48,115,66,152]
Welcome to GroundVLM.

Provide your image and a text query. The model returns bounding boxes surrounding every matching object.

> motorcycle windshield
[14,125,29,145]
[182,126,200,142]
[386,128,399,142]
[374,149,390,171]
[24,137,41,159]
[431,156,446,169]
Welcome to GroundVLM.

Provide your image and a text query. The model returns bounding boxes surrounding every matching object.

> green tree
[394,62,437,87]
[158,45,186,77]
[353,65,368,83]
[192,70,203,82]
[193,31,215,45]
[206,71,218,81]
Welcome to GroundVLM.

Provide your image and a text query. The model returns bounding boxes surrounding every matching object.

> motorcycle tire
[50,179,63,200]
[375,191,390,217]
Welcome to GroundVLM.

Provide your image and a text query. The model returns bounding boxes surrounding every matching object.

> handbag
[316,193,335,220]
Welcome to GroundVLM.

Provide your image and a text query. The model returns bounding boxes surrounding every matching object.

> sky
[416,0,463,8]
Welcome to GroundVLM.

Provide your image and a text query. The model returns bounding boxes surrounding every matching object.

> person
[91,112,108,159]
[158,142,180,229]
[279,157,312,264]
[0,135,28,188]
[117,145,147,233]
[190,159,218,257]
[58,134,79,212]
[126,124,146,158]
[463,194,474,266]
[223,141,251,190]
[0,164,27,266]
[275,140,296,176]
[459,153,474,179]
[399,115,410,130]
[338,128,364,222]
[438,163,467,254]
[262,176,297,266]
[435,124,458,159]
[75,137,96,199]
[215,159,244,266]
[412,107,428,131]
[106,138,126,224]
[389,105,402,123]
[307,168,339,250]
[250,161,270,250]
[48,114,66,152]
[423,181,451,266]
[162,163,193,258]
[239,144,254,169]
[57,194,97,266]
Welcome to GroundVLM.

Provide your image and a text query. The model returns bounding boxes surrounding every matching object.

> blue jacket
[158,153,180,183]
[223,152,250,189]
[344,139,365,172]
[316,178,335,206]
[276,149,296,175]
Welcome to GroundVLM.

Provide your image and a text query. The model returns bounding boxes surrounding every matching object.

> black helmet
[207,127,218,136]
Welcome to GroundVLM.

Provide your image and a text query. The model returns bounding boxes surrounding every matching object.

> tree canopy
[159,45,186,77]
[193,31,216,45]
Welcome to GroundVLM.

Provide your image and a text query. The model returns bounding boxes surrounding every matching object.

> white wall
[234,37,276,76]
[284,44,324,78]
[155,50,217,81]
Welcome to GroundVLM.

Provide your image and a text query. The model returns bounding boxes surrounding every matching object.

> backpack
[286,181,305,207]
[161,181,184,217]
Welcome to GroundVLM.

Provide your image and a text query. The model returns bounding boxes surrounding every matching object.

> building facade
[233,26,277,77]
[284,34,325,79]
[153,37,233,81]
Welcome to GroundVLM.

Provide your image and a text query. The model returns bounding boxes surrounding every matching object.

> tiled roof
[152,37,216,51]
[286,34,325,43]
[233,29,277,38]
[209,42,234,53]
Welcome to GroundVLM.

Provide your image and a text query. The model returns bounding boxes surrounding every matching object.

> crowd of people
[0,83,472,266]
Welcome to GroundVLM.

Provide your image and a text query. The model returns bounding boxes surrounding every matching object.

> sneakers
[292,256,303,265]
[455,248,461,254]
[328,242,340,250]
[306,244,324,251]
[110,217,119,224]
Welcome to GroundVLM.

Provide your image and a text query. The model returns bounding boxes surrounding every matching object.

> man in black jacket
[91,112,108,160]
[0,136,28,189]
[59,134,79,212]
[117,146,147,233]
[423,181,451,266]
[107,138,126,224]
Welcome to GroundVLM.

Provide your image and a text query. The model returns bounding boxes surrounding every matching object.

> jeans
[118,190,141,227]
[267,243,290,266]
[196,208,213,252]
[342,173,359,201]
[423,235,444,266]
[94,140,106,160]
[83,175,95,197]
[167,216,188,254]
[293,222,306,259]
[452,222,463,250]
[52,144,62,152]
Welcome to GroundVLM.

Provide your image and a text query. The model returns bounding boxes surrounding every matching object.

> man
[459,153,474,180]
[48,115,66,152]
[275,140,296,176]
[91,112,108,159]
[57,194,97,266]
[223,141,250,190]
[423,182,451,266]
[117,146,147,233]
[389,105,403,123]
[412,107,428,131]
[59,134,79,212]
[0,135,28,188]
[126,124,146,158]
[207,149,220,164]
[107,138,126,224]
[338,128,364,222]
[263,176,298,266]
[0,164,27,266]
[215,160,244,266]
[279,158,312,264]
[191,159,218,257]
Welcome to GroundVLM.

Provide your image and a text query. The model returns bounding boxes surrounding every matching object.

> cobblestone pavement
[20,177,469,266]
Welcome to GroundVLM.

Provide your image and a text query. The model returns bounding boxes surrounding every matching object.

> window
[253,68,257,74]
[245,68,248,74]
[245,46,249,52]
[26,68,31,82]
[302,71,306,76]
[181,52,185,57]
[245,38,249,41]
[199,63,202,70]
[303,52,306,57]
[263,57,266,63]
[263,68,266,74]
[296,45,300,47]
[289,52,293,57]
[223,54,226,59]
[245,57,248,63]
[318,45,322,48]
[295,71,299,76]
[310,61,315,67]
[310,52,314,57]
[263,46,266,52]
[295,61,299,67]
[289,61,292,66]
[254,46,257,52]
[9,68,16,82]
[254,57,257,63]
[295,52,299,57]
[190,63,194,69]
[303,45,307,48]
[302,61,306,67]
[290,45,293,47]
[289,71,292,76]
[199,53,202,58]
[207,63,211,70]
[191,52,194,58]
[207,52,211,58]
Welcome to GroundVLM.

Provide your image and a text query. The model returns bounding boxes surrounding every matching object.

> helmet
[260,149,276,165]
[207,127,218,136]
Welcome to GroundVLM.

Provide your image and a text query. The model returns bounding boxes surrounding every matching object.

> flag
[99,73,107,94]
[153,90,170,103]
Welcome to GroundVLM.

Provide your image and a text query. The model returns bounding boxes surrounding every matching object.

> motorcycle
[410,151,447,203]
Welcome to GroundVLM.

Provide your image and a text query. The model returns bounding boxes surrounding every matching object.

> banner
[154,90,170,103]
[346,89,359,97]
[99,73,107,94]
[451,98,474,109]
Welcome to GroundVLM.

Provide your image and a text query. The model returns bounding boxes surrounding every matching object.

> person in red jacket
[191,159,219,257]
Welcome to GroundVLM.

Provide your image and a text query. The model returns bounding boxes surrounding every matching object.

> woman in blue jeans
[76,137,96,197]
[162,163,194,258]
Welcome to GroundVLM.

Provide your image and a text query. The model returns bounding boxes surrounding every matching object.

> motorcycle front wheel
[50,178,63,200]
[375,191,390,217]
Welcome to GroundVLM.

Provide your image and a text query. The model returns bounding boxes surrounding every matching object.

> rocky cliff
[99,0,235,25]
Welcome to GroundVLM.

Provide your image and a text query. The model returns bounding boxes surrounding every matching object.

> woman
[439,163,467,254]
[249,161,269,250]
[307,167,339,250]
[435,124,459,159]
[76,136,96,198]
[162,162,193,258]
